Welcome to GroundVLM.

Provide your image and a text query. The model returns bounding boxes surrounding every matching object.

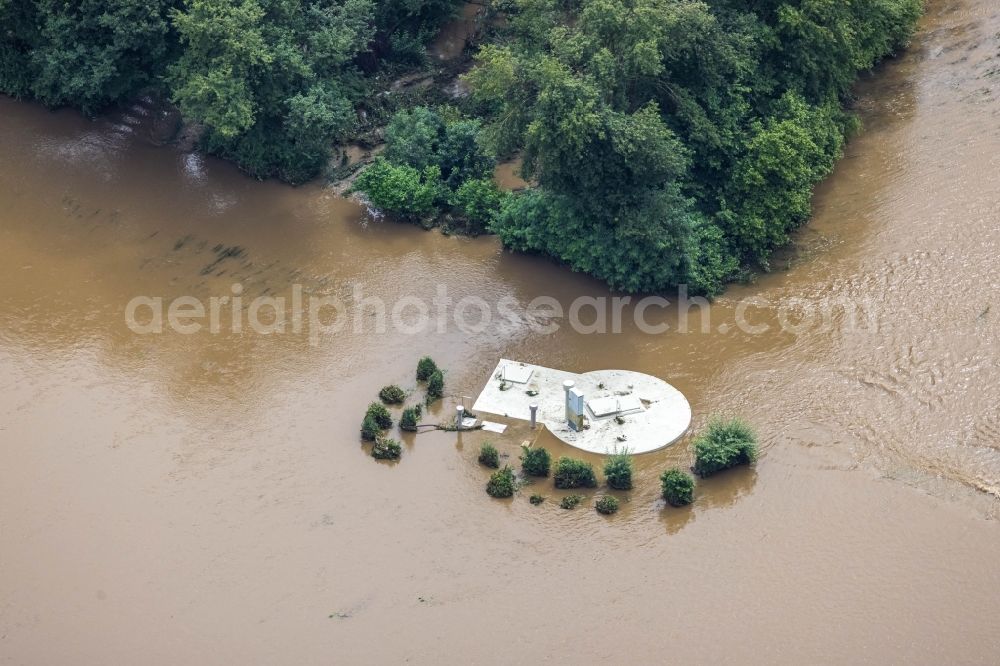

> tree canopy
[0,0,923,293]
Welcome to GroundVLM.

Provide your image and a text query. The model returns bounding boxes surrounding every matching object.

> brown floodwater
[2,1,999,662]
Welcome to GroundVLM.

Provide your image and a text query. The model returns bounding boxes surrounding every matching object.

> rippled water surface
[2,1,999,662]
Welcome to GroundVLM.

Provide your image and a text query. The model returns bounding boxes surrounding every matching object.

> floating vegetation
[486,466,517,498]
[595,495,620,514]
[416,356,438,381]
[426,369,444,403]
[520,444,551,477]
[692,417,758,477]
[365,402,393,429]
[560,495,583,510]
[372,435,402,460]
[529,494,545,505]
[553,457,597,489]
[603,448,634,490]
[379,384,406,404]
[399,405,422,432]
[660,468,694,507]
[478,442,500,468]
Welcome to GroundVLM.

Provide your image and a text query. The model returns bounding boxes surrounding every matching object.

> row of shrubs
[481,417,758,513]
[358,356,446,460]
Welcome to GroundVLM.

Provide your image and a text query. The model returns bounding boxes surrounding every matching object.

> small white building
[472,359,692,454]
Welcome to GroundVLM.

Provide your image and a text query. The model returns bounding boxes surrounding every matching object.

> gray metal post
[455,405,465,431]
[529,403,538,429]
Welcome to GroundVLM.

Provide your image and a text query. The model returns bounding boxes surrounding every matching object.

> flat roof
[472,359,692,454]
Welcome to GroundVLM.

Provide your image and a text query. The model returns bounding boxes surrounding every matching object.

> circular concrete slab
[472,361,692,455]
[540,369,692,454]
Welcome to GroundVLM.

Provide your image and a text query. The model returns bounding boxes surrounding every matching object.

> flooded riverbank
[1,0,999,662]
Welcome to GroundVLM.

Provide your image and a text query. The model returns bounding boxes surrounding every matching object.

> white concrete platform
[472,359,692,454]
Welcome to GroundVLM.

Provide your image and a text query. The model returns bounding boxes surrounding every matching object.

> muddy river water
[2,1,999,663]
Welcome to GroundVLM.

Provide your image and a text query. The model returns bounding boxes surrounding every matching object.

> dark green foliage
[360,413,381,441]
[478,442,500,468]
[450,178,510,233]
[425,369,444,402]
[0,0,923,290]
[353,159,445,222]
[365,402,393,429]
[603,449,633,490]
[486,465,516,498]
[529,494,545,505]
[595,495,619,515]
[168,0,374,183]
[559,494,582,510]
[354,106,501,230]
[415,356,438,381]
[383,107,495,187]
[553,456,598,489]
[379,384,406,404]
[399,404,422,431]
[692,417,759,477]
[660,468,695,507]
[519,445,551,477]
[0,0,173,113]
[372,435,402,459]
[467,0,924,293]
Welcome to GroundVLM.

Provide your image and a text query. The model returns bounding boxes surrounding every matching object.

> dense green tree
[168,0,373,182]
[467,0,922,292]
[450,178,508,231]
[353,158,445,221]
[0,0,174,113]
[384,107,495,186]
[0,0,923,292]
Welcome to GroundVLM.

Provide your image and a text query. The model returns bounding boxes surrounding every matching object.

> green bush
[529,494,545,505]
[361,413,381,442]
[692,418,759,477]
[478,442,500,468]
[416,356,438,381]
[372,435,402,460]
[450,178,509,232]
[365,402,393,429]
[595,495,620,515]
[486,466,516,498]
[426,369,444,402]
[553,457,598,489]
[352,159,445,222]
[399,405,422,432]
[384,107,495,188]
[560,495,582,510]
[379,384,406,404]
[603,448,633,490]
[660,468,695,507]
[520,445,551,477]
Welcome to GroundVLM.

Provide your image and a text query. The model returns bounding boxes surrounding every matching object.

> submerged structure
[472,359,692,454]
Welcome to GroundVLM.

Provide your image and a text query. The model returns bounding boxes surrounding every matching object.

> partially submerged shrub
[486,465,517,498]
[478,442,500,468]
[365,402,393,429]
[372,435,402,460]
[416,356,438,381]
[379,384,406,404]
[595,495,620,515]
[692,417,758,477]
[361,413,381,442]
[426,369,444,402]
[553,457,598,489]
[529,494,545,505]
[520,445,551,477]
[560,495,583,509]
[660,468,695,506]
[399,405,422,432]
[603,448,633,490]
